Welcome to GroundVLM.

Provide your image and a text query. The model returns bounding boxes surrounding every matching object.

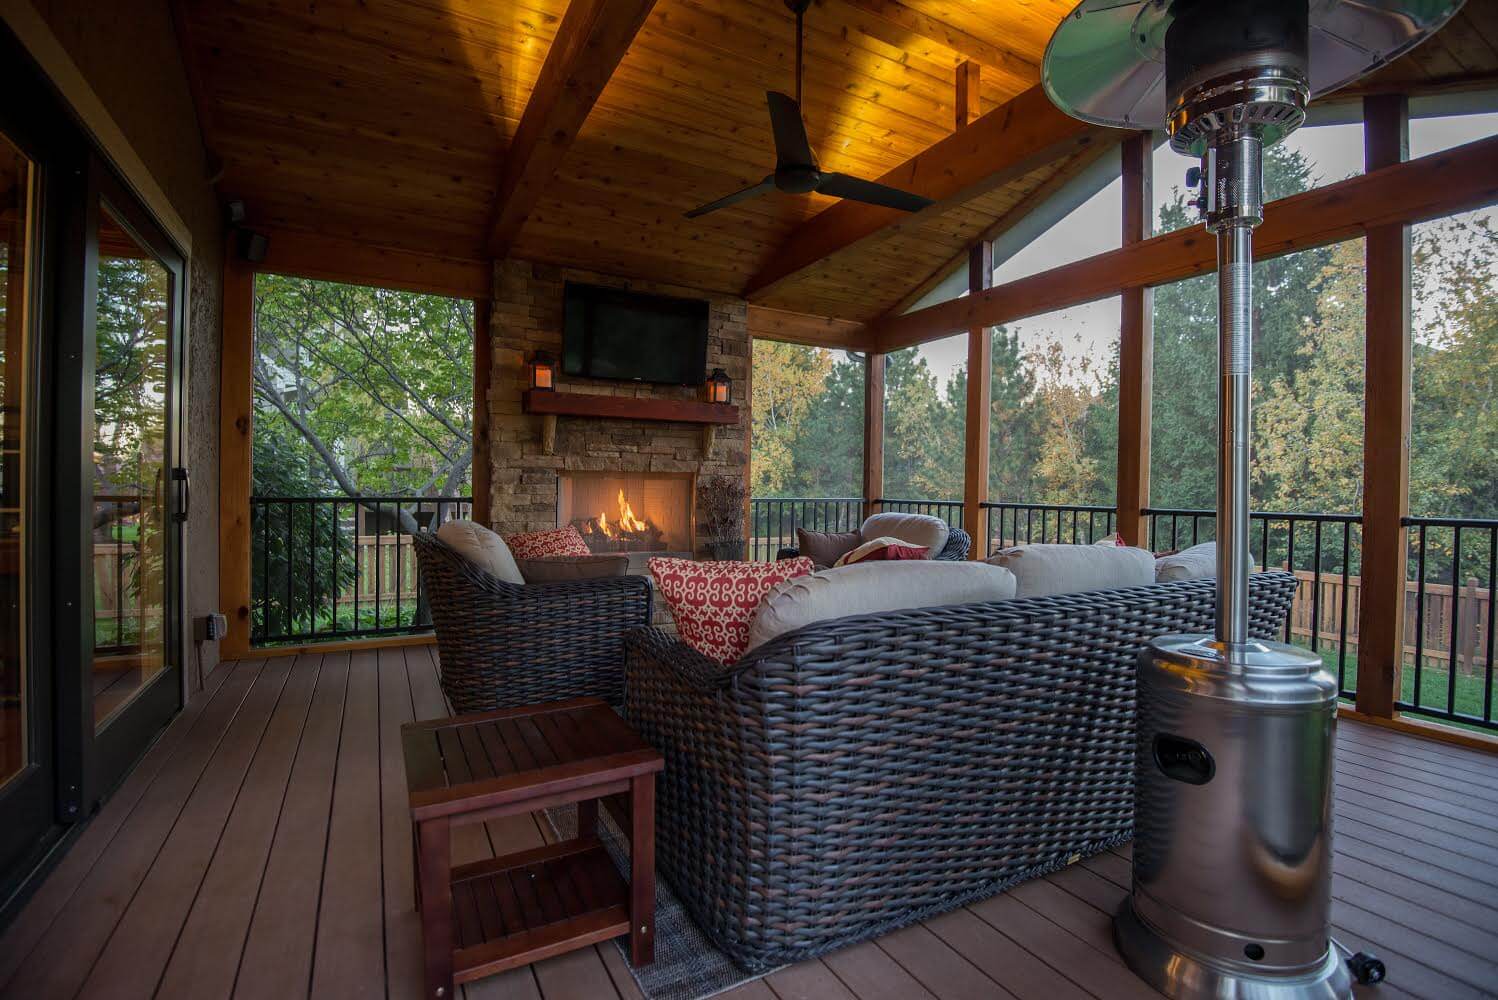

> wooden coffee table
[401,697,664,999]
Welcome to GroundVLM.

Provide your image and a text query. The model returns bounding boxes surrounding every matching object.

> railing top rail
[250,495,474,503]
[873,497,962,505]
[1403,515,1498,528]
[981,501,1117,513]
[1143,507,1362,523]
[750,497,865,503]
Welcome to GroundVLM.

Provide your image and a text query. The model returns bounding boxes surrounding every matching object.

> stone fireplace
[558,471,695,556]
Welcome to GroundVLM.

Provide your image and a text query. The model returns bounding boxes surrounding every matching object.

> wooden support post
[471,297,492,527]
[218,244,255,660]
[963,241,993,556]
[863,351,885,520]
[1117,133,1153,547]
[1357,94,1412,720]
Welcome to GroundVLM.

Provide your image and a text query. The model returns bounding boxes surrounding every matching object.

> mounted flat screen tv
[562,282,709,386]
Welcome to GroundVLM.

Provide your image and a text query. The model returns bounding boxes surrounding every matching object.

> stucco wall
[30,0,224,673]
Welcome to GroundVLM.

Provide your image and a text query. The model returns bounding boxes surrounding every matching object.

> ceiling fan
[683,0,935,219]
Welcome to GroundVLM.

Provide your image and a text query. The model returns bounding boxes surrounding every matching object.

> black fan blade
[816,172,933,213]
[684,175,776,218]
[766,91,816,169]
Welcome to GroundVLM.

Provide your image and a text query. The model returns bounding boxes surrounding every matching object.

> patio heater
[1041,1,1462,997]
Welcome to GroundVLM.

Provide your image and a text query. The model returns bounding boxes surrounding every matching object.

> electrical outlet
[196,613,229,642]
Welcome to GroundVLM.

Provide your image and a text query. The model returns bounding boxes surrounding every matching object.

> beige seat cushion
[859,512,949,557]
[436,520,525,584]
[988,542,1155,598]
[747,560,1017,651]
[1155,541,1258,582]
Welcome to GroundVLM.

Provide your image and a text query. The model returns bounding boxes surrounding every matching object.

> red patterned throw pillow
[505,525,591,560]
[649,556,815,664]
[833,536,929,567]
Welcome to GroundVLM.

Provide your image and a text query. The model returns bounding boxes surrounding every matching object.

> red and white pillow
[833,536,929,567]
[505,525,590,560]
[649,556,815,664]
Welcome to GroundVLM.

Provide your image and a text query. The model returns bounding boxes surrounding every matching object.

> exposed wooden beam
[745,85,1102,300]
[1357,94,1412,720]
[254,227,490,300]
[962,240,993,557]
[219,242,255,660]
[1116,133,1153,548]
[485,0,658,257]
[872,130,1498,352]
[839,0,1039,85]
[955,60,981,128]
[745,304,872,351]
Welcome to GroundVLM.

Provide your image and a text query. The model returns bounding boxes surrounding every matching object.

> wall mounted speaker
[236,228,269,263]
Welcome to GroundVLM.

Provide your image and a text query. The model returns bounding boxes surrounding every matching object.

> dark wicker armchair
[624,571,1298,971]
[776,524,972,563]
[411,532,652,713]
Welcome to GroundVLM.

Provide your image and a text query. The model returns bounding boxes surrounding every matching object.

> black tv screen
[562,282,709,386]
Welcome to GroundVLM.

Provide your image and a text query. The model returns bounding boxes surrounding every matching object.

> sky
[910,109,1498,390]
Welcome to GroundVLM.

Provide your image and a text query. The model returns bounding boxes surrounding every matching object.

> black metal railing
[982,502,1117,553]
[749,497,864,561]
[1399,516,1496,731]
[873,497,965,529]
[93,492,144,655]
[250,495,472,646]
[1145,507,1364,699]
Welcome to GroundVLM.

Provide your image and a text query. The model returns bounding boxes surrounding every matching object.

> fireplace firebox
[557,472,694,556]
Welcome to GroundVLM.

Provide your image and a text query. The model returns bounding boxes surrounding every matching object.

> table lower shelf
[449,837,630,984]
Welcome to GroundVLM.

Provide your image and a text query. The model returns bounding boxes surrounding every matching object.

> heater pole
[1205,133,1263,648]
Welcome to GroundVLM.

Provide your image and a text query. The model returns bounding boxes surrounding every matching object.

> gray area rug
[544,804,779,1000]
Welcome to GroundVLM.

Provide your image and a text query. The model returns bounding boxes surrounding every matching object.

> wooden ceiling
[174,0,1495,322]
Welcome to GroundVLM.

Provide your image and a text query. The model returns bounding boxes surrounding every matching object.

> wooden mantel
[521,389,740,454]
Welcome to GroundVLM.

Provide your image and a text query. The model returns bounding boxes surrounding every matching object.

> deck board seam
[306,654,355,1000]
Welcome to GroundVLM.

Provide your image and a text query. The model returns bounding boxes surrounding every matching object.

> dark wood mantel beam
[485,0,658,257]
[744,85,1102,300]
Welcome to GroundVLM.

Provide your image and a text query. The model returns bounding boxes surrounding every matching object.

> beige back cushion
[859,512,949,557]
[1155,541,1258,582]
[436,520,525,584]
[988,543,1155,598]
[746,560,1017,651]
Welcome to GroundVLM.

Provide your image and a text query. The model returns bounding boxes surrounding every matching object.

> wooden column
[963,241,993,556]
[471,297,492,527]
[1357,94,1412,719]
[218,244,255,660]
[1117,132,1154,546]
[863,351,884,519]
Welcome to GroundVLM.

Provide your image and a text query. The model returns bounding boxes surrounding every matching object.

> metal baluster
[395,501,404,631]
[1413,524,1428,711]
[285,502,294,637]
[1338,520,1351,695]
[1310,520,1323,653]
[310,500,318,637]
[260,502,270,641]
[354,502,362,632]
[1484,527,1496,725]
[332,501,340,633]
[1449,526,1463,716]
[1285,520,1297,644]
[374,500,383,632]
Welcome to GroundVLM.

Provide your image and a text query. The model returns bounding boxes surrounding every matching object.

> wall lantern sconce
[528,350,557,391]
[706,367,732,405]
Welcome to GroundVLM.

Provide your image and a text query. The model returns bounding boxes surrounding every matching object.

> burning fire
[598,489,649,538]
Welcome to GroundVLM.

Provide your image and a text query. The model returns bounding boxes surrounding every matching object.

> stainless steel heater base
[1115,896,1352,1000]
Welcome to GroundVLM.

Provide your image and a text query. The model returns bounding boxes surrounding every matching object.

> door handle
[172,467,190,523]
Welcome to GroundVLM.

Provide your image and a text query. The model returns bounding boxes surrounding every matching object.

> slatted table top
[401,697,663,821]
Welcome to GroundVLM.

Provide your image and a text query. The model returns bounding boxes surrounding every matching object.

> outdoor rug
[544,804,780,1000]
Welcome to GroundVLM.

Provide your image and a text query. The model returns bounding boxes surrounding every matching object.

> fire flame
[598,489,649,538]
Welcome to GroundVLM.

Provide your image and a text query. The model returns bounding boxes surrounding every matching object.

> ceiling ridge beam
[743,84,1104,300]
[485,0,658,258]
[870,130,1498,353]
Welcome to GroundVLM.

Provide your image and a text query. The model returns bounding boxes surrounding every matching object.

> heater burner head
[1044,0,1465,152]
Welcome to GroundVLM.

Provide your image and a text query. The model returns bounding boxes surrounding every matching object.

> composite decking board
[233,652,351,1000]
[0,654,236,988]
[155,653,325,998]
[0,657,273,998]
[4,649,1498,1000]
[76,654,299,999]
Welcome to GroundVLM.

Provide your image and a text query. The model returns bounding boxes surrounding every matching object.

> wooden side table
[401,697,664,999]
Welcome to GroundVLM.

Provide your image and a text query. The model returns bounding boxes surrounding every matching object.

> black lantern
[528,350,556,391]
[706,367,732,404]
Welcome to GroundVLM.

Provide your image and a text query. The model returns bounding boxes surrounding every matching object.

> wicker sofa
[624,570,1298,971]
[412,532,652,712]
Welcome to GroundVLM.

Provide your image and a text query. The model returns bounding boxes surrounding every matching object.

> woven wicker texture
[412,532,653,712]
[624,571,1298,971]
[777,525,972,563]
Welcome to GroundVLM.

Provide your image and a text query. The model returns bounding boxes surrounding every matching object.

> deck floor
[2,649,1496,1000]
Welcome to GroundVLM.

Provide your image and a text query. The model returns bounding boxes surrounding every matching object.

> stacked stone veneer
[487,260,750,557]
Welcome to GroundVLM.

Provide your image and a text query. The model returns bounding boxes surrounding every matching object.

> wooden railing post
[1117,132,1153,547]
[1357,94,1412,719]
[863,351,884,521]
[218,242,255,660]
[963,241,993,556]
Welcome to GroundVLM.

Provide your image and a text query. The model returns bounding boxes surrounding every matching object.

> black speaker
[236,228,269,263]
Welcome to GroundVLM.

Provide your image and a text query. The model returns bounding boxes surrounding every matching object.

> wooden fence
[1288,570,1492,671]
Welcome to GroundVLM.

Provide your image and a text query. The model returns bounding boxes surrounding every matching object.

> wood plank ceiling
[175,1,1496,322]
[176,0,1086,319]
